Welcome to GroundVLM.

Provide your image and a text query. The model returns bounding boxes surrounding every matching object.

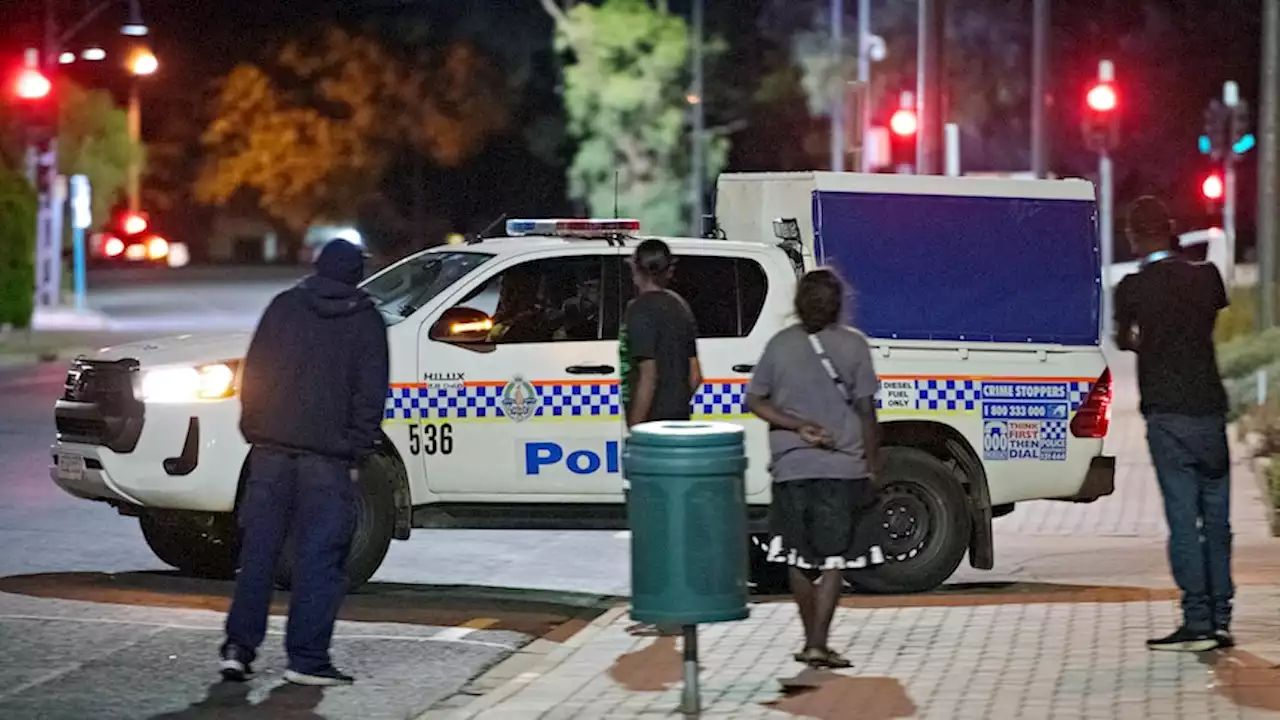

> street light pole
[830,0,844,172]
[1031,0,1049,177]
[128,79,141,213]
[689,0,705,236]
[857,0,871,172]
[1262,0,1280,328]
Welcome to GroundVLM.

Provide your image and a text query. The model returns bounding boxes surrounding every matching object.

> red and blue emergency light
[506,218,641,237]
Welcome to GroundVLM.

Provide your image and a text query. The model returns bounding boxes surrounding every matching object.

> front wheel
[844,446,972,594]
[139,511,240,580]
[274,453,399,593]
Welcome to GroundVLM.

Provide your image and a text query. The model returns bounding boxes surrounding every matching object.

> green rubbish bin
[624,420,750,626]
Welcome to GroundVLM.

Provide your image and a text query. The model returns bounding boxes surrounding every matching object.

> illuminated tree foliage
[197,28,509,231]
[56,82,147,229]
[540,0,729,235]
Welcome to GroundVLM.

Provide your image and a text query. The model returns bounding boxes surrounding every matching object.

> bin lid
[628,420,744,448]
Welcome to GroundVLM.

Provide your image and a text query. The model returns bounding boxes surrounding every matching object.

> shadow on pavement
[1200,648,1280,712]
[148,682,325,719]
[0,571,620,637]
[765,668,916,720]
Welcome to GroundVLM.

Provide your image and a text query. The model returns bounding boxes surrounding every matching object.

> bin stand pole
[680,624,700,715]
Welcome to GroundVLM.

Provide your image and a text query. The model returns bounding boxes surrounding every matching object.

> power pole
[830,0,845,172]
[689,0,705,236]
[916,0,945,175]
[857,0,871,171]
[1031,0,1050,177]
[1262,0,1280,328]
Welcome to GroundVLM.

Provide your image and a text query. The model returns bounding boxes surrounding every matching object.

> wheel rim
[875,482,939,561]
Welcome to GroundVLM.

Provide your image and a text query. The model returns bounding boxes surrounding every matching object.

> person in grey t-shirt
[746,268,884,670]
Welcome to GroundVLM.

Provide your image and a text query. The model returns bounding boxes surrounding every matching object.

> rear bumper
[1057,455,1116,503]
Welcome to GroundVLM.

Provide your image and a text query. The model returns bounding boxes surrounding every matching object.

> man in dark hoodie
[220,239,389,686]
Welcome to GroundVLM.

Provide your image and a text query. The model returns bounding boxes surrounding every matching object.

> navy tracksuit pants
[223,447,356,674]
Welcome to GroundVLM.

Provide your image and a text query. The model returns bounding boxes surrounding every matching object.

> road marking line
[0,625,166,702]
[614,531,631,539]
[461,617,501,630]
[0,614,521,650]
[433,627,478,642]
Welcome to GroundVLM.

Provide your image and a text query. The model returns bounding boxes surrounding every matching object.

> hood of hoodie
[299,275,375,318]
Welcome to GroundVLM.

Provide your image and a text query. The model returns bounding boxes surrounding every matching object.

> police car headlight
[137,362,239,402]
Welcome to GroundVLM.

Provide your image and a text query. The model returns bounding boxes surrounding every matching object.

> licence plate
[58,454,85,483]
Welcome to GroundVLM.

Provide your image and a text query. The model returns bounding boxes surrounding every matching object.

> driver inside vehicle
[487,267,552,343]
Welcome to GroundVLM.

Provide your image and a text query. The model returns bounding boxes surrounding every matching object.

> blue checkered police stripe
[874,378,1096,413]
[384,377,1097,423]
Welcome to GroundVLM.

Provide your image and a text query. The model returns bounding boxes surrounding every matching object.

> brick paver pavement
[438,351,1280,719]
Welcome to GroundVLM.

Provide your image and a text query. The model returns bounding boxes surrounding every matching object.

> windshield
[362,251,494,324]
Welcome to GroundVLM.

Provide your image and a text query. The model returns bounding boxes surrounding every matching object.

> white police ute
[50,172,1115,593]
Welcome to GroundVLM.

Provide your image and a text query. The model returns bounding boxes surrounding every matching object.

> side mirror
[429,307,495,345]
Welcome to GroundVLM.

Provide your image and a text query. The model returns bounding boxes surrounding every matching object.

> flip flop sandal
[798,647,852,669]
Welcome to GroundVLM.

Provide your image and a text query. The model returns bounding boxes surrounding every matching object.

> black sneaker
[284,666,354,686]
[1216,630,1235,649]
[219,644,255,682]
[1146,627,1219,652]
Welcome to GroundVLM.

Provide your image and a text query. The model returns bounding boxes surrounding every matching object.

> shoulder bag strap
[807,333,853,406]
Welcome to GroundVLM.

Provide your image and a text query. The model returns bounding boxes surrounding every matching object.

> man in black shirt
[619,239,701,637]
[1114,196,1233,652]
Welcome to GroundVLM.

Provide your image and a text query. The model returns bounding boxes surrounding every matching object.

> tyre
[747,533,790,594]
[845,446,972,594]
[274,452,399,593]
[139,511,240,580]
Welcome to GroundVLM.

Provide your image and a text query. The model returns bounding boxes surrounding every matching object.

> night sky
[1,0,1269,258]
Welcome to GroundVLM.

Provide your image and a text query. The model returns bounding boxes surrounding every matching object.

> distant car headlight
[137,362,240,402]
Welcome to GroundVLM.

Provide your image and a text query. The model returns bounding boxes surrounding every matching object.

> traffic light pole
[1225,157,1238,287]
[1099,149,1114,341]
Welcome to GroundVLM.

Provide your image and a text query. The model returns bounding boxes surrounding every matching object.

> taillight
[1070,368,1112,439]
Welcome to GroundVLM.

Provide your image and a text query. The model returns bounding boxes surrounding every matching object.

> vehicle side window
[454,256,604,344]
[618,254,769,339]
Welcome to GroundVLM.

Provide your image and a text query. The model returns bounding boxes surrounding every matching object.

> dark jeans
[1145,413,1234,633]
[224,447,356,673]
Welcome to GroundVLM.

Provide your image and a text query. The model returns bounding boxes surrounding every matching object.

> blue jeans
[1145,413,1233,633]
[224,447,356,673]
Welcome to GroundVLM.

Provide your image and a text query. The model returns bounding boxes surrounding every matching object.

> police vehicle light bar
[506,219,641,237]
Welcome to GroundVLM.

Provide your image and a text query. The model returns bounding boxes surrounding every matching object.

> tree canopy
[541,0,728,236]
[56,82,147,229]
[196,27,510,232]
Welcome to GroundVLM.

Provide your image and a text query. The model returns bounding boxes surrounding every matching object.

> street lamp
[129,49,158,76]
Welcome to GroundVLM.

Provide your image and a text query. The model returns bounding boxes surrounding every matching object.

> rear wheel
[274,453,399,593]
[139,511,240,580]
[845,446,972,594]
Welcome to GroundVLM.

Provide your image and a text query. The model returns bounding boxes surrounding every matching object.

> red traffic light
[1201,173,1225,200]
[1086,83,1117,112]
[890,109,918,137]
[14,67,51,100]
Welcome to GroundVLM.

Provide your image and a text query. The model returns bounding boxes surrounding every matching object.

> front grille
[63,360,136,406]
[56,358,144,451]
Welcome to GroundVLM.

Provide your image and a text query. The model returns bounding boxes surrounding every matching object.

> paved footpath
[434,358,1280,720]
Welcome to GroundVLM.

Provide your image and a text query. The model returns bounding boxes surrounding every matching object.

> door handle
[732,364,755,373]
[566,364,615,375]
